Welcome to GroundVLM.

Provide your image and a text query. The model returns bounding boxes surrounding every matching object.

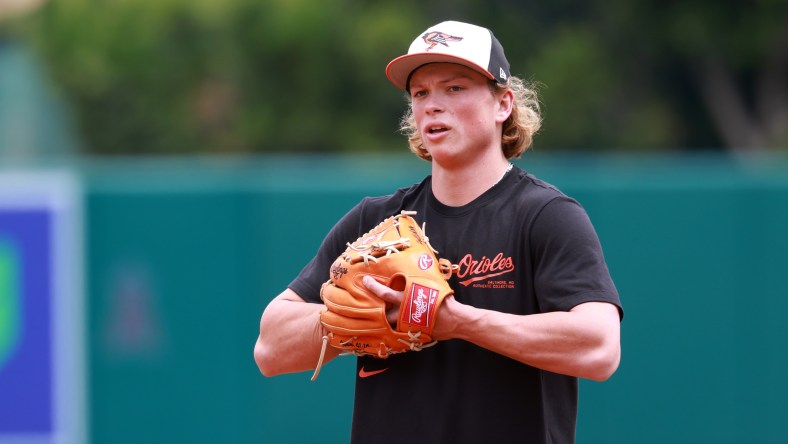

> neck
[430,157,512,207]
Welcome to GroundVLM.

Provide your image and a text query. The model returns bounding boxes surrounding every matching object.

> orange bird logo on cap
[422,31,463,51]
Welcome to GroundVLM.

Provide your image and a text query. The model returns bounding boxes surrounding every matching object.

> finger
[362,276,403,325]
[362,276,400,303]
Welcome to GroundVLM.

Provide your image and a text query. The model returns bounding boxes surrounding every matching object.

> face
[408,63,512,166]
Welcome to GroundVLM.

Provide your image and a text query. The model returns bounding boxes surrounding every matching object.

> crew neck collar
[426,165,522,216]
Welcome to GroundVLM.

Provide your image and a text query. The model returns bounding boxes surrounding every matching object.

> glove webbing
[345,238,410,265]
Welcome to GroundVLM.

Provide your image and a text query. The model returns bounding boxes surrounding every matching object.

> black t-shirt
[289,166,622,444]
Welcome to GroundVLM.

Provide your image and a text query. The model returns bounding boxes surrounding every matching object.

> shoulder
[325,178,431,241]
[499,167,600,244]
[354,179,431,226]
[513,168,569,202]
[501,167,580,218]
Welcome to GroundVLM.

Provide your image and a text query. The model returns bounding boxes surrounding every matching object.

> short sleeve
[288,203,366,303]
[530,197,623,319]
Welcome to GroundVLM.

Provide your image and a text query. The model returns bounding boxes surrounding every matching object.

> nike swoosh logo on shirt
[358,367,388,378]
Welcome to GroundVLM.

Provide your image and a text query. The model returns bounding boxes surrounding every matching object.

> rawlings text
[330,263,348,281]
[406,284,438,327]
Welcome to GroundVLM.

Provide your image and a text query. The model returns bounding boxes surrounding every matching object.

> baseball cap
[386,21,511,91]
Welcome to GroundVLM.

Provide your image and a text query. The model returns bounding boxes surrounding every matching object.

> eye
[411,89,427,99]
[448,85,464,93]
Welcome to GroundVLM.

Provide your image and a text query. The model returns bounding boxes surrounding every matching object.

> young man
[255,21,623,443]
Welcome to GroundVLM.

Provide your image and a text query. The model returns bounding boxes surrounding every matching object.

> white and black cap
[386,21,511,91]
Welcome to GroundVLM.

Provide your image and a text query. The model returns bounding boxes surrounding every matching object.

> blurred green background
[1,0,788,443]
[3,0,788,155]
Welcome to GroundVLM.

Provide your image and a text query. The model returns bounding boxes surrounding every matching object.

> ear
[494,88,514,124]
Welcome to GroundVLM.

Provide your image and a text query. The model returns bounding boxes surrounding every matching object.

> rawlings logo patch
[406,284,438,328]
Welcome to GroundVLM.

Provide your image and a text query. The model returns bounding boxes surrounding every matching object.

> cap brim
[386,53,495,90]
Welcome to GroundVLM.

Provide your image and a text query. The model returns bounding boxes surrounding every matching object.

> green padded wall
[83,153,788,443]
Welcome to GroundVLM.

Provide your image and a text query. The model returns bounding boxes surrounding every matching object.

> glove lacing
[311,334,330,381]
[398,330,438,351]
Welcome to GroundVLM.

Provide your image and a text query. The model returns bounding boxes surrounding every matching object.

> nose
[423,95,444,115]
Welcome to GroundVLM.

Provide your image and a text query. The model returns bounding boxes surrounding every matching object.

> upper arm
[272,288,307,304]
[261,288,311,324]
[570,301,621,379]
[256,288,328,376]
[570,301,621,327]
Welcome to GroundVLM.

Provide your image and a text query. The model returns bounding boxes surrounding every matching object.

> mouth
[426,124,449,135]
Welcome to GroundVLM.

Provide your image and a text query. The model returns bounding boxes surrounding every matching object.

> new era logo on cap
[386,21,511,90]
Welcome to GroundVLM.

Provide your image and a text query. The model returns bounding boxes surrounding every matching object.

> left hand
[362,275,461,340]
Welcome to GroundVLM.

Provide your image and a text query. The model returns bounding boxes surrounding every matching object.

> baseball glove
[311,210,455,380]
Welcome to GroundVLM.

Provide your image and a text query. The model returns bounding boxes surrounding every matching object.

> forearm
[254,290,340,377]
[438,299,621,381]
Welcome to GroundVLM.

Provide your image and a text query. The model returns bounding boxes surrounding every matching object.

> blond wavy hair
[399,76,542,161]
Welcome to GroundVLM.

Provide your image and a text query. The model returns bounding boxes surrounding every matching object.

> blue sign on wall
[0,211,53,433]
[0,172,84,444]
[0,239,21,374]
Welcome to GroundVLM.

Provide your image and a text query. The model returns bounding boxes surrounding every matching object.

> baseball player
[255,20,623,443]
